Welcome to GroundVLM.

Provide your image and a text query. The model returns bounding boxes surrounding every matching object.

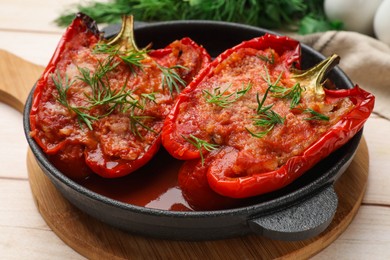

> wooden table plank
[0,103,27,179]
[0,0,89,33]
[0,180,83,259]
[360,116,390,205]
[312,206,390,259]
[0,31,61,67]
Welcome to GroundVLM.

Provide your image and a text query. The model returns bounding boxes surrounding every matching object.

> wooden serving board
[1,50,369,259]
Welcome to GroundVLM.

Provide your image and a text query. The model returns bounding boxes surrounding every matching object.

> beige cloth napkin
[294,31,390,119]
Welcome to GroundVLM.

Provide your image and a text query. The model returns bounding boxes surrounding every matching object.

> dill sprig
[262,66,284,89]
[79,56,160,139]
[257,52,275,64]
[303,108,329,121]
[182,134,219,166]
[158,64,189,94]
[120,50,147,73]
[77,56,120,102]
[52,70,71,108]
[270,83,304,108]
[246,86,285,138]
[52,55,157,138]
[93,42,147,73]
[140,92,157,103]
[51,71,98,130]
[77,58,141,115]
[77,59,119,89]
[203,83,252,108]
[129,114,157,140]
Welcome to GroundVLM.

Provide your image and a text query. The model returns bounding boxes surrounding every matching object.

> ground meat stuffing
[175,48,354,174]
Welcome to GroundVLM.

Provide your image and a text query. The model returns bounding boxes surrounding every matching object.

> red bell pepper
[30,13,210,179]
[161,34,374,209]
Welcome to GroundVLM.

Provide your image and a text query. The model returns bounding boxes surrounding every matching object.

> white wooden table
[1,0,390,258]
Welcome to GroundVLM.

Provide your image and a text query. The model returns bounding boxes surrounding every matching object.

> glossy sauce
[76,148,192,211]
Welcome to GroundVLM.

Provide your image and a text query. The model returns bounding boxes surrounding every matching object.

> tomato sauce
[77,148,192,211]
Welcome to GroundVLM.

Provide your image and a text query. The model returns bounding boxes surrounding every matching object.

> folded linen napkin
[294,31,390,119]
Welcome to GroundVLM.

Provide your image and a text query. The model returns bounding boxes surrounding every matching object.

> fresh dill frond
[52,70,71,108]
[262,66,284,89]
[93,42,148,73]
[270,83,304,108]
[247,86,285,138]
[140,92,157,106]
[203,83,252,108]
[120,50,147,73]
[257,52,275,64]
[129,113,157,140]
[77,58,131,111]
[93,43,119,55]
[253,109,285,127]
[182,134,219,166]
[303,108,329,121]
[52,70,98,130]
[158,64,189,94]
[69,106,99,130]
[255,87,273,114]
[246,126,273,139]
[248,105,285,138]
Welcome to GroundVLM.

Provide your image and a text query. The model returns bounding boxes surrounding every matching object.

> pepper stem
[105,15,140,52]
[292,54,340,99]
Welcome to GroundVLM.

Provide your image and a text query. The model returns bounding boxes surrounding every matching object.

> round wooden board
[26,138,369,259]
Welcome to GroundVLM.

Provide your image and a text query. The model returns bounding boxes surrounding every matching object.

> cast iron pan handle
[248,184,338,241]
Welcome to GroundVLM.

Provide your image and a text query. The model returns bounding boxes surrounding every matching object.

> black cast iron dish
[23,20,362,241]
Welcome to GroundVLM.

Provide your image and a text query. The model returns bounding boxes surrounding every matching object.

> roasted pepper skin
[30,14,99,179]
[162,34,301,160]
[162,34,374,207]
[30,13,211,179]
[206,86,374,198]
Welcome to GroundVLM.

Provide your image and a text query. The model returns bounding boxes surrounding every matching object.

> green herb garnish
[247,86,285,138]
[140,92,157,104]
[182,134,219,166]
[77,58,144,117]
[129,114,157,140]
[93,42,147,73]
[270,83,304,108]
[262,66,284,89]
[257,52,275,64]
[203,83,252,108]
[158,64,188,94]
[52,54,157,138]
[303,108,329,121]
[52,71,98,130]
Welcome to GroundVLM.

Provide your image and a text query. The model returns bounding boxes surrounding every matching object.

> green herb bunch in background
[55,0,342,34]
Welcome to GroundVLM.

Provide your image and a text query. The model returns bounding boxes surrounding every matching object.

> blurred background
[53,0,390,43]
